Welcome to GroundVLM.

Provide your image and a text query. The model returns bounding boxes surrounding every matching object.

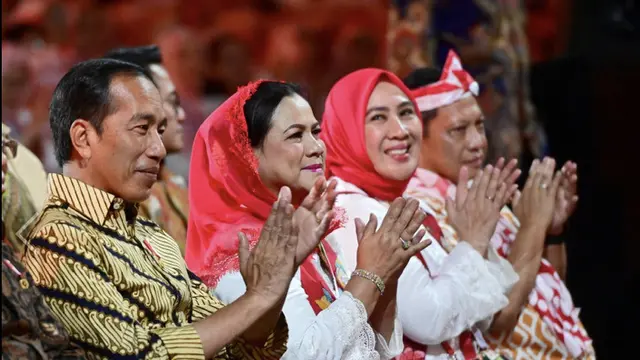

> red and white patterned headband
[411,50,479,112]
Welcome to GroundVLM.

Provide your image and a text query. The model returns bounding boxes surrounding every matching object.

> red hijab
[185,80,275,285]
[186,80,343,288]
[321,68,420,200]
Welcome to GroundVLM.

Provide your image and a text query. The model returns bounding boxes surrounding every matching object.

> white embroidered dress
[214,231,403,359]
[325,177,519,359]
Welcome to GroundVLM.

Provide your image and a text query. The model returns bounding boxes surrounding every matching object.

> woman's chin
[377,160,418,181]
[298,172,326,189]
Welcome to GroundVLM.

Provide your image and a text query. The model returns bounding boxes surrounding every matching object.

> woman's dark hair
[244,81,305,148]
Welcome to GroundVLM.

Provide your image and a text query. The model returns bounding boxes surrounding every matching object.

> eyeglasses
[2,136,18,158]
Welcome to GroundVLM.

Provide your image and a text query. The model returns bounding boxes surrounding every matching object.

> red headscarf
[321,68,420,200]
[186,80,343,289]
[185,80,274,285]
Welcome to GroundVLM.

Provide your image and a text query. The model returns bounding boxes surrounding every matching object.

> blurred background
[2,0,638,357]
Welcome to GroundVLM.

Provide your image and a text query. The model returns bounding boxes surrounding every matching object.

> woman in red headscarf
[321,69,522,359]
[186,80,430,359]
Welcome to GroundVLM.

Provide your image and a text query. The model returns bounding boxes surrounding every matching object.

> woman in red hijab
[185,80,429,359]
[321,69,521,359]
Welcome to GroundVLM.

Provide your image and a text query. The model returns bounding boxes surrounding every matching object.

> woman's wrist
[345,274,383,316]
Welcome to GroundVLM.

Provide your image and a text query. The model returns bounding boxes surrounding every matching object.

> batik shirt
[2,241,86,359]
[139,166,189,256]
[21,174,288,359]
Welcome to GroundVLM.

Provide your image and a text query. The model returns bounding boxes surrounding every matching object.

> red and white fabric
[411,50,480,112]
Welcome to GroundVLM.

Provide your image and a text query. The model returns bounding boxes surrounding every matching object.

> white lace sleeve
[214,271,381,360]
[283,291,380,360]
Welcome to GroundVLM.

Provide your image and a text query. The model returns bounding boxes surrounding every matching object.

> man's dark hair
[50,58,155,167]
[244,81,306,148]
[404,67,442,136]
[103,45,163,71]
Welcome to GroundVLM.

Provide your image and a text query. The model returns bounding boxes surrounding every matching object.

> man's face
[148,64,185,154]
[420,96,488,182]
[83,75,167,203]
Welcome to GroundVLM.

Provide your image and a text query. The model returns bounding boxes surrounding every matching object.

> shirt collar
[46,173,138,225]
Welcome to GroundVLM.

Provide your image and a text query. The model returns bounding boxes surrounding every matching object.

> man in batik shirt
[402,53,595,359]
[20,59,291,359]
[104,45,189,254]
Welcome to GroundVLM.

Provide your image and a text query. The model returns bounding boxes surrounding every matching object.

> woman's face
[364,81,422,181]
[256,94,325,196]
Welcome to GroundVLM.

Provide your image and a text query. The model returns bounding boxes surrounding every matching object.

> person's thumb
[238,232,250,279]
[354,218,365,244]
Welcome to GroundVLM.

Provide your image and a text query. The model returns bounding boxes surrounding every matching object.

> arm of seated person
[189,269,288,358]
[24,223,287,360]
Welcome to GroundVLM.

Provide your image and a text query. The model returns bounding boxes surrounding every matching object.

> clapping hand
[354,198,432,284]
[512,158,563,232]
[548,161,578,235]
[447,158,520,256]
[292,177,338,266]
[239,187,299,302]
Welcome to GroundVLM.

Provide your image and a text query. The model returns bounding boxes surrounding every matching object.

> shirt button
[113,199,123,210]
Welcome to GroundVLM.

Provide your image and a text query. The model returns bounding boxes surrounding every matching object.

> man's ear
[69,119,95,161]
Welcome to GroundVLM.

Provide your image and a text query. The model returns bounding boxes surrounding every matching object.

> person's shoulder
[20,203,103,258]
[331,176,368,196]
[23,202,85,240]
[330,176,389,216]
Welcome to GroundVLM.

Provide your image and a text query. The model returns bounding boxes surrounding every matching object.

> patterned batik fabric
[406,168,595,359]
[139,166,189,256]
[2,241,86,360]
[21,173,288,360]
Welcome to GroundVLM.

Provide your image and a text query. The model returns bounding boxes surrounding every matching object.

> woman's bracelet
[351,269,385,295]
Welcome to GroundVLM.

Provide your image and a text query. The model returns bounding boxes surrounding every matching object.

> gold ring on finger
[540,183,548,190]
[400,239,410,250]
[486,195,495,201]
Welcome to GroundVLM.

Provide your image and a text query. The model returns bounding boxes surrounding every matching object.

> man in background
[403,59,594,359]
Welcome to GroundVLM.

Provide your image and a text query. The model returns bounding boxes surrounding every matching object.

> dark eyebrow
[283,124,306,133]
[398,100,413,109]
[129,112,157,124]
[365,106,389,116]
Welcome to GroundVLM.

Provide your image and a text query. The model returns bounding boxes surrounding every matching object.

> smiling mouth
[385,147,409,156]
[384,143,411,161]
